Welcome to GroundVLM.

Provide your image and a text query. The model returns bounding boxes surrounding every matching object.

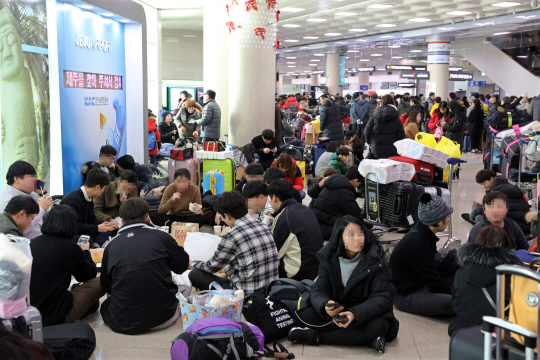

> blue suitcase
[202,158,236,192]
[204,170,225,195]
[313,147,326,170]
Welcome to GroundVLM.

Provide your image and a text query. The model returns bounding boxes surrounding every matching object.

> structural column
[426,35,454,100]
[310,67,321,87]
[203,0,229,141]
[357,62,369,92]
[228,3,277,145]
[326,53,341,95]
[276,73,283,95]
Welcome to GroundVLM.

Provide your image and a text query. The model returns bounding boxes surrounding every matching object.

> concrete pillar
[228,1,277,145]
[276,73,283,95]
[426,36,455,100]
[357,62,369,92]
[203,0,229,141]
[326,53,341,95]
[310,67,320,87]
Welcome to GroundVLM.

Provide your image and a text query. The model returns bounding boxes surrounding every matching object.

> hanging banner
[386,65,426,71]
[428,42,451,52]
[339,55,346,87]
[401,71,430,79]
[449,72,473,81]
[427,53,450,65]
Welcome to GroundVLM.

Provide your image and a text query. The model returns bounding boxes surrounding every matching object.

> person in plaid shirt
[189,191,279,297]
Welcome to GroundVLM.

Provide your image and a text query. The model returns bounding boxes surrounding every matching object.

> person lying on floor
[389,193,457,317]
[289,216,398,353]
[449,225,522,336]
[100,198,190,335]
[467,191,529,250]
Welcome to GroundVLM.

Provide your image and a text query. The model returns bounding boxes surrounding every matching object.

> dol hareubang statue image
[0,2,49,187]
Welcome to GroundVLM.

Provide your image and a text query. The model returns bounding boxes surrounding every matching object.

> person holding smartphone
[288,216,398,353]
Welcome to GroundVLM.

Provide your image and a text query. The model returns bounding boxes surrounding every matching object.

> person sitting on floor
[467,191,529,250]
[252,129,280,170]
[0,195,39,237]
[189,191,279,296]
[449,225,523,336]
[307,168,337,209]
[264,167,303,204]
[150,168,206,228]
[311,167,363,239]
[461,169,496,224]
[268,179,323,281]
[100,198,190,335]
[489,176,531,235]
[81,144,117,182]
[341,131,364,166]
[270,154,306,198]
[234,162,265,192]
[314,142,341,177]
[389,193,456,317]
[61,169,117,247]
[327,147,349,176]
[93,170,138,228]
[30,205,105,326]
[242,180,271,224]
[289,216,398,353]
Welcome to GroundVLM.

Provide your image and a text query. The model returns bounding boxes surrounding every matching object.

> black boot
[288,327,321,346]
[369,336,386,353]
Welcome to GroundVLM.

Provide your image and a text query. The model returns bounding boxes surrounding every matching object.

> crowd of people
[2,85,539,357]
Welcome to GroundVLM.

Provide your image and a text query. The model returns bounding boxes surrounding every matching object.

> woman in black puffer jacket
[444,102,466,149]
[320,95,349,142]
[364,95,405,159]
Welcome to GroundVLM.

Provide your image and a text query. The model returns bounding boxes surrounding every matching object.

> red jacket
[148,117,161,155]
[284,96,299,111]
[270,158,304,191]
[400,113,408,127]
[428,114,450,134]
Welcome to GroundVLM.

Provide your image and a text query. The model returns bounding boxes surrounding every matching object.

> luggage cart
[442,158,467,241]
[489,133,503,173]
[516,138,537,202]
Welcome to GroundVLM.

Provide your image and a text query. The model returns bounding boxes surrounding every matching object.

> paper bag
[171,222,199,247]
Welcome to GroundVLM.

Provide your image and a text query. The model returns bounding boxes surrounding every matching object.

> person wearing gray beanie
[389,193,456,317]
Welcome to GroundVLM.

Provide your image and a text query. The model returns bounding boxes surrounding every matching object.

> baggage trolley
[517,138,537,202]
[489,133,503,173]
[443,158,467,240]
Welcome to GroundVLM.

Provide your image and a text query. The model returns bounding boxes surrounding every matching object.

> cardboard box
[195,151,233,160]
[171,222,199,247]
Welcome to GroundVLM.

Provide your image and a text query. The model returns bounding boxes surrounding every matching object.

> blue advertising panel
[478,81,486,87]
[339,55,346,86]
[360,85,369,91]
[57,3,127,193]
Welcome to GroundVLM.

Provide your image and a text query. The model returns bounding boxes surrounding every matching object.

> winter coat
[490,182,531,234]
[320,98,348,142]
[468,217,529,250]
[410,104,425,123]
[176,104,202,142]
[404,122,420,140]
[199,100,221,139]
[397,100,410,117]
[364,105,406,159]
[444,107,466,147]
[529,97,540,121]
[353,99,370,124]
[284,96,299,113]
[486,101,501,127]
[311,225,398,340]
[389,221,452,295]
[275,105,284,146]
[428,113,450,134]
[148,116,161,156]
[308,96,318,107]
[158,121,179,145]
[299,100,309,111]
[93,181,138,222]
[0,212,21,236]
[448,243,522,336]
[424,98,434,119]
[252,135,279,162]
[270,159,304,191]
[326,153,347,175]
[467,106,485,136]
[368,98,378,117]
[311,175,362,239]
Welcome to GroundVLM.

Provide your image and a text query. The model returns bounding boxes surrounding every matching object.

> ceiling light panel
[492,2,520,7]
[446,11,472,15]
[376,24,397,27]
[307,18,327,22]
[349,29,367,32]
[303,36,319,39]
[282,24,301,27]
[410,18,431,22]
[368,4,393,8]
[280,7,305,12]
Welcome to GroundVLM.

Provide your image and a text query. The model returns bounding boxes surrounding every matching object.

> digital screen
[63,70,123,90]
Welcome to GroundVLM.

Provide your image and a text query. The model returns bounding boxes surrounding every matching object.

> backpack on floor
[170,318,264,360]
[43,321,96,360]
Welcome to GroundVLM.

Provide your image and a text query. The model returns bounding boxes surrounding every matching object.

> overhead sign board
[356,67,375,72]
[400,71,430,79]
[468,81,486,86]
[360,85,369,91]
[427,53,450,65]
[449,72,473,81]
[428,42,451,52]
[449,67,463,71]
[398,83,416,88]
[386,65,427,71]
[312,70,325,75]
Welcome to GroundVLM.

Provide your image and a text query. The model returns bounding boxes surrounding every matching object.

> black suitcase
[43,321,96,360]
[492,110,533,130]
[280,145,304,161]
[500,135,532,180]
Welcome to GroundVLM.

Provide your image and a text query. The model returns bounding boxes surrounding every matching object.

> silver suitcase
[1,306,43,342]
[424,186,451,206]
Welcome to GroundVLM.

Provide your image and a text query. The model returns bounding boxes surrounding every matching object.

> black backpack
[43,321,96,360]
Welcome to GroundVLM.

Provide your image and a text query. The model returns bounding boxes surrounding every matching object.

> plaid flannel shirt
[191,214,279,296]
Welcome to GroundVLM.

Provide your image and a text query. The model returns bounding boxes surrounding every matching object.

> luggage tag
[407,215,414,226]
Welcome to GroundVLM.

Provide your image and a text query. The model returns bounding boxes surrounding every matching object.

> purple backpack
[171,318,264,360]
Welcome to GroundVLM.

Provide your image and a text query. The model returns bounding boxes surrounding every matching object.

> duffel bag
[43,321,96,360]
[266,278,315,315]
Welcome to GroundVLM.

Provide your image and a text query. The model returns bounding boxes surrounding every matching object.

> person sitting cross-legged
[268,179,323,281]
[234,162,265,192]
[0,195,39,237]
[100,198,190,334]
[189,191,279,297]
[242,180,271,223]
[93,170,139,228]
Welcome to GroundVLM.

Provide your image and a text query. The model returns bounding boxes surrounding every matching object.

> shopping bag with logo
[179,282,243,327]
[170,222,199,247]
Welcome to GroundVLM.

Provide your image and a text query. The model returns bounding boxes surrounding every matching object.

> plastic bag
[415,132,437,148]
[184,232,221,262]
[434,127,444,139]
[435,136,461,159]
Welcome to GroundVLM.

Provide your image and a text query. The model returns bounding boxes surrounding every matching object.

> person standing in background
[198,90,221,143]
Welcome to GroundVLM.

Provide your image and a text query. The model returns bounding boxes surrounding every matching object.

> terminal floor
[84,152,488,359]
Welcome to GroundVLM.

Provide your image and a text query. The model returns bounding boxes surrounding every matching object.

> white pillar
[276,73,283,95]
[138,4,161,114]
[204,0,229,141]
[426,36,454,100]
[310,67,320,87]
[228,3,277,145]
[357,62,369,92]
[326,53,340,95]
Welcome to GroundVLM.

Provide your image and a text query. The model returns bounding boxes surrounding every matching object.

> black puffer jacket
[311,175,362,239]
[448,243,522,336]
[158,121,179,145]
[367,98,378,118]
[364,105,405,159]
[320,98,347,142]
[490,182,531,234]
[467,106,484,136]
[444,106,466,148]
[311,223,398,341]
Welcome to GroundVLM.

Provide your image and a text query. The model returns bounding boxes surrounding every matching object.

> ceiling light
[392,56,403,59]
[492,2,520,7]
[356,39,366,42]
[420,60,428,63]
[376,24,397,27]
[285,50,293,52]
[474,22,484,26]
[120,20,130,23]
[307,18,327,22]
[286,57,296,59]
[410,50,423,52]
[303,36,319,39]
[346,57,349,58]
[380,35,394,38]
[102,13,114,17]
[287,62,295,64]
[282,24,301,27]
[410,18,431,22]
[300,47,309,49]
[349,29,367,32]
[517,55,528,58]
[516,15,536,18]
[347,50,359,52]
[284,40,299,42]
[314,54,325,56]
[310,59,321,61]
[325,33,342,36]
[309,64,317,66]
[81,5,93,9]
[377,68,386,70]
[368,4,393,8]
[336,42,348,44]
[371,54,383,56]
[446,11,472,15]
[288,66,296,67]
[280,7,305,12]
[493,32,510,35]
[165,39,179,42]
[335,12,357,16]
[183,35,196,37]
[359,59,370,61]
[388,45,401,48]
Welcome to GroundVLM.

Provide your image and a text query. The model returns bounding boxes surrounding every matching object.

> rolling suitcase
[168,158,201,186]
[388,156,435,185]
[203,170,225,195]
[424,186,451,206]
[202,158,236,192]
[313,146,326,170]
[281,145,304,161]
[500,135,532,180]
[463,135,472,152]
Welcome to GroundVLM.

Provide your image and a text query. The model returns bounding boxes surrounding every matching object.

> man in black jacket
[268,179,323,280]
[319,94,348,142]
[490,177,530,234]
[61,169,116,246]
[100,198,190,334]
[390,193,456,316]
[252,129,280,170]
[82,144,117,182]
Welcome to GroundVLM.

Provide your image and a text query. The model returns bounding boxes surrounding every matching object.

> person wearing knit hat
[389,193,456,317]
[158,111,179,146]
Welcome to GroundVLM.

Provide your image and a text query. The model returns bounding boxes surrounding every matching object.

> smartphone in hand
[325,302,343,309]
[77,235,90,245]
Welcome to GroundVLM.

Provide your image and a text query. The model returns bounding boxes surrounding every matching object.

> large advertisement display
[0,1,50,190]
[57,3,126,193]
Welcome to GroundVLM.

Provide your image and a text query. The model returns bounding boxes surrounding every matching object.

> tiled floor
[85,151,488,360]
